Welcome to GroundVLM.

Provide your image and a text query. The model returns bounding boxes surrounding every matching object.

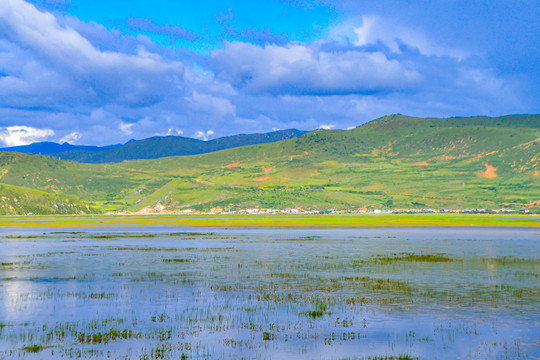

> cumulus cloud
[211,41,421,95]
[0,125,54,146]
[0,0,183,107]
[336,15,467,59]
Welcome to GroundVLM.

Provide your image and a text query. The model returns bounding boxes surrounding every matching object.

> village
[110,204,536,215]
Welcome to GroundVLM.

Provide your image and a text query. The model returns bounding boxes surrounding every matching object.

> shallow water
[0,227,538,359]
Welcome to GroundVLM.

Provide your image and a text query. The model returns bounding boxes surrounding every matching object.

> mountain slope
[114,114,538,212]
[0,114,538,213]
[0,183,98,215]
[51,129,307,163]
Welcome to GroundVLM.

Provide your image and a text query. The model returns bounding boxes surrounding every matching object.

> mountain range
[0,142,121,155]
[0,114,538,215]
[1,129,306,163]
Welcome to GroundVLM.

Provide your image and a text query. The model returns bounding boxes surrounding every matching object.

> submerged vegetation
[368,253,457,263]
[22,345,44,353]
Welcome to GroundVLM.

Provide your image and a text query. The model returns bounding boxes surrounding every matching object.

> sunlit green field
[0,213,537,228]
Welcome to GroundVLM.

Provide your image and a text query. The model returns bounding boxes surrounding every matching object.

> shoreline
[1,213,538,229]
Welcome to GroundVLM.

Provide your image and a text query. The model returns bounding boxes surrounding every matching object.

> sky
[0,0,538,146]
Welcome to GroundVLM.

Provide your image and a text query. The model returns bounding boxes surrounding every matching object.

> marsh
[0,227,538,359]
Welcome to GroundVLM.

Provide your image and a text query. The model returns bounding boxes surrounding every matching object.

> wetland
[0,227,538,359]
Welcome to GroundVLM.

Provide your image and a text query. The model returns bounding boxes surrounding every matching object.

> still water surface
[0,227,538,359]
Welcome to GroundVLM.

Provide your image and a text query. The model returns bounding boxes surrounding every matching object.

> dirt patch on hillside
[414,161,429,166]
[262,167,272,174]
[252,176,271,182]
[476,163,498,178]
[512,137,540,149]
[222,162,240,168]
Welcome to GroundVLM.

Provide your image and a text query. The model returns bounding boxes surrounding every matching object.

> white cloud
[187,91,236,117]
[0,125,54,146]
[194,130,214,141]
[0,0,184,106]
[119,122,134,135]
[59,131,81,144]
[166,128,183,136]
[353,16,377,47]
[212,41,421,95]
[348,16,467,59]
[319,124,335,130]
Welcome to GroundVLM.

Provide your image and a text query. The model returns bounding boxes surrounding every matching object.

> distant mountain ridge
[0,141,121,155]
[0,129,307,163]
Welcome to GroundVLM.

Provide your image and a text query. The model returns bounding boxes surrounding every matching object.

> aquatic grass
[107,247,179,252]
[262,331,276,340]
[284,236,321,241]
[162,258,191,263]
[22,344,44,353]
[367,253,457,263]
[5,235,47,239]
[360,355,418,360]
[88,293,116,299]
[304,301,328,319]
[480,256,537,265]
[75,329,136,344]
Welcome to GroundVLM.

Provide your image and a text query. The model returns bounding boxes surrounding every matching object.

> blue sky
[0,0,538,145]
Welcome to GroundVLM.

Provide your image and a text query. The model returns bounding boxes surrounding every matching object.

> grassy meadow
[0,213,537,228]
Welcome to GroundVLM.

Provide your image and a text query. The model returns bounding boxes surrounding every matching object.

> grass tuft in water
[304,302,327,319]
[22,344,44,353]
[162,258,191,263]
[262,332,276,340]
[372,253,456,263]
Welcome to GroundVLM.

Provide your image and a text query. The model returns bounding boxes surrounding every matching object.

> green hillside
[0,183,97,215]
[0,114,538,213]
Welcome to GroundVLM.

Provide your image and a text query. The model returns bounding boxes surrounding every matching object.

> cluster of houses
[113,205,535,215]
[201,207,532,215]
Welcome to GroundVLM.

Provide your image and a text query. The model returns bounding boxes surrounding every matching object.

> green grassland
[0,213,537,228]
[0,183,97,215]
[0,114,538,214]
